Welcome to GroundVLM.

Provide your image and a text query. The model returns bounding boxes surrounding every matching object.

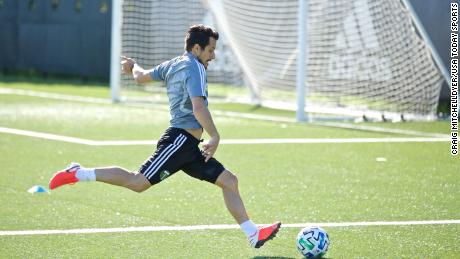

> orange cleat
[248,221,281,248]
[49,163,81,190]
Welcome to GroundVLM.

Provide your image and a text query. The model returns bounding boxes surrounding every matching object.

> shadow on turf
[251,257,332,259]
[251,257,296,259]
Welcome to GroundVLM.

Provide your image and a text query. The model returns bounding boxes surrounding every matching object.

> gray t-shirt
[150,52,208,129]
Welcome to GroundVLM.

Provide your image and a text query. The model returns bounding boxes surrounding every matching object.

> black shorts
[138,127,225,185]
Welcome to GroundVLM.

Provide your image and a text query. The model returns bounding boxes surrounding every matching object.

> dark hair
[185,24,219,51]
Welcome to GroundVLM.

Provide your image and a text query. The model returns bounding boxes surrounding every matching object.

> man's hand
[121,56,136,74]
[202,135,220,162]
[191,97,221,162]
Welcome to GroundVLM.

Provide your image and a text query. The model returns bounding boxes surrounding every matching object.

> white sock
[76,168,96,182]
[240,220,258,238]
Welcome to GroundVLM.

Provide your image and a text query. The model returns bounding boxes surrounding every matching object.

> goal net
[115,0,444,121]
[117,0,245,101]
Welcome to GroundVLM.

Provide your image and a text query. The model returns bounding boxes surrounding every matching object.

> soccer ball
[296,226,329,258]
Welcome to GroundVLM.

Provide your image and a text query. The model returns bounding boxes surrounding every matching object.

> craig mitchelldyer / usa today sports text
[451,2,458,155]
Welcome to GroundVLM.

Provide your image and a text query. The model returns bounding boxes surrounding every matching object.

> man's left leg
[215,170,249,224]
[215,170,281,248]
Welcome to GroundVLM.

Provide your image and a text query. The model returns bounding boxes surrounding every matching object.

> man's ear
[192,44,203,55]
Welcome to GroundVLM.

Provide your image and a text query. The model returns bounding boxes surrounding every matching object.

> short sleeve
[185,60,207,98]
[150,60,171,81]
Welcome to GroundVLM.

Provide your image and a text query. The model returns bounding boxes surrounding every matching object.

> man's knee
[126,173,151,193]
[216,170,239,191]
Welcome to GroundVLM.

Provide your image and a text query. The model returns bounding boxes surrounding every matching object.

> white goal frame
[110,0,450,122]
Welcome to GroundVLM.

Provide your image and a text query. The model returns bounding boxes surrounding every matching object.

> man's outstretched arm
[121,56,154,84]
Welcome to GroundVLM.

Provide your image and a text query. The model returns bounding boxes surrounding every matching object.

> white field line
[0,87,447,138]
[0,127,449,146]
[315,122,449,138]
[219,138,449,144]
[212,110,295,123]
[0,88,111,104]
[0,127,98,145]
[1,220,459,236]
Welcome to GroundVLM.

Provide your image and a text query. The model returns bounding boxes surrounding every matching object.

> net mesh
[120,0,443,120]
[120,0,244,94]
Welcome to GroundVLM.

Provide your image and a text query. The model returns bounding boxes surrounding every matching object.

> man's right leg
[95,167,151,192]
[50,128,186,192]
[49,163,151,192]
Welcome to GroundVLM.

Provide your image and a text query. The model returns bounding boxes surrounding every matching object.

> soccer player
[49,24,280,248]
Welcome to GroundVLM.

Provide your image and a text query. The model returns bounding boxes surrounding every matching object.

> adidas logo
[328,0,392,81]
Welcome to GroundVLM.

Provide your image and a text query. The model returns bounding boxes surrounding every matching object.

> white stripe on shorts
[144,134,187,179]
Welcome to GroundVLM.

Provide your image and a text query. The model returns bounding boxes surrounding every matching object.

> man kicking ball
[50,24,281,248]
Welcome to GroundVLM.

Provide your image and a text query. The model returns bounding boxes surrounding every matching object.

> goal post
[110,0,122,103]
[111,0,446,121]
[296,0,307,122]
[204,0,445,121]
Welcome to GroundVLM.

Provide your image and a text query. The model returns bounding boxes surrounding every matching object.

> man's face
[197,37,216,69]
